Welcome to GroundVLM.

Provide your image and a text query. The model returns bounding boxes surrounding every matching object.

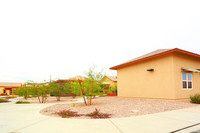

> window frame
[182,73,193,89]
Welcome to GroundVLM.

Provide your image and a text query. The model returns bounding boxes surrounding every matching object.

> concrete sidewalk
[0,99,200,133]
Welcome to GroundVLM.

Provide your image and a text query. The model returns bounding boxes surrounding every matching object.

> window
[3,89,5,93]
[182,73,192,89]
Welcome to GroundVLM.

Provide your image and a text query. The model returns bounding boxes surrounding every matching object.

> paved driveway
[0,98,200,133]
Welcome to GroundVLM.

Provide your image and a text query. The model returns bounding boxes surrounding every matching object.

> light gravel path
[0,97,200,133]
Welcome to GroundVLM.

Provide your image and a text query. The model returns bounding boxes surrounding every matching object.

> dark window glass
[183,81,187,88]
[188,82,192,88]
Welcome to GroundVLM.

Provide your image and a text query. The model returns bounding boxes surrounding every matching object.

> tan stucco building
[0,82,22,95]
[110,48,200,100]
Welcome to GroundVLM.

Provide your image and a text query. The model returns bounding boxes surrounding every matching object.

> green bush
[16,101,30,104]
[190,94,200,104]
[0,98,9,103]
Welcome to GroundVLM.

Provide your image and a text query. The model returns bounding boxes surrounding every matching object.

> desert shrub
[0,98,9,103]
[86,108,111,119]
[57,110,82,118]
[190,94,200,104]
[16,101,30,104]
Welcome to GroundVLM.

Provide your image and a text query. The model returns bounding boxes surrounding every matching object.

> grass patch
[99,94,106,97]
[0,98,9,103]
[86,108,111,119]
[56,110,82,118]
[4,96,16,99]
[16,101,30,104]
[27,95,32,98]
[190,94,200,104]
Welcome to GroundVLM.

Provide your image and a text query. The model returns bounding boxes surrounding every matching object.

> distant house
[55,75,86,96]
[56,75,86,83]
[68,75,86,81]
[100,76,117,89]
[0,82,22,95]
[110,48,200,100]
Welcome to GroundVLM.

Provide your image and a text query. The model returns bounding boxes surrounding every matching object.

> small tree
[74,66,104,105]
[27,81,50,103]
[14,86,31,100]
[86,65,104,105]
[49,81,72,101]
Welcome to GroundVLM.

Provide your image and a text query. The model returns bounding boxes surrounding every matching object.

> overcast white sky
[0,0,200,83]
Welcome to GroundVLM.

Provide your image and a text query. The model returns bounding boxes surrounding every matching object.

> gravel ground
[40,96,198,119]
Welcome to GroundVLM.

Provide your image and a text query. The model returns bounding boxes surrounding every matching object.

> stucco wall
[5,89,10,95]
[173,52,200,99]
[117,54,176,99]
[0,87,4,94]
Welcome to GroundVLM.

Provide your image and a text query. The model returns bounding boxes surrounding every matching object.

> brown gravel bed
[40,96,198,119]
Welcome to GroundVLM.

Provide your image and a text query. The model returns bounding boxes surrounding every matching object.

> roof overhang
[110,48,200,70]
[0,86,21,88]
[182,68,200,73]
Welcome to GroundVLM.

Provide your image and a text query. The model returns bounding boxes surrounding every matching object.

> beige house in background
[100,76,117,89]
[68,75,86,81]
[0,82,22,95]
[110,48,200,100]
[56,75,86,83]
